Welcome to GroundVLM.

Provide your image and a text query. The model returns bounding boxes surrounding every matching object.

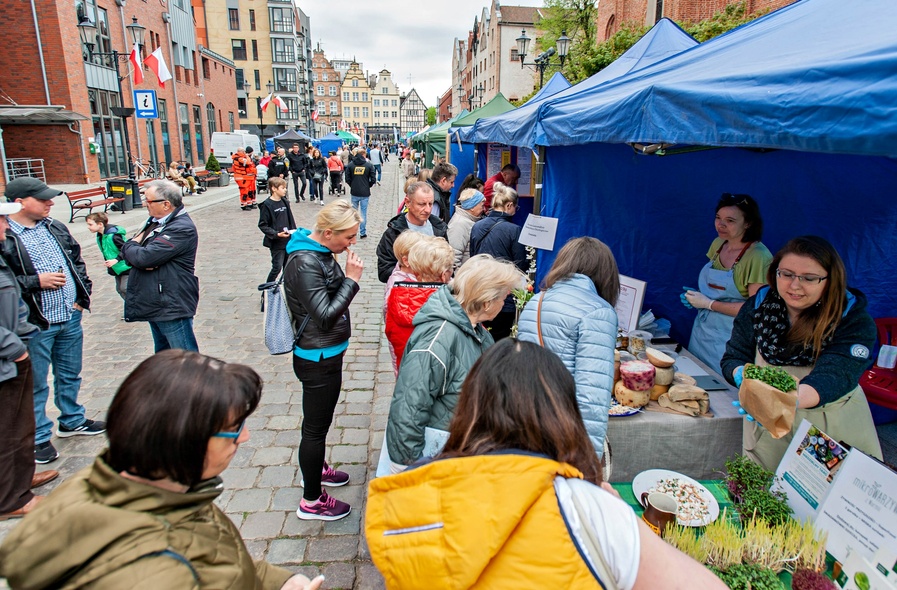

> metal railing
[6,158,46,182]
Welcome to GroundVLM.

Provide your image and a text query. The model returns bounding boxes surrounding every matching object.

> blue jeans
[373,164,382,182]
[149,318,199,353]
[351,195,369,236]
[28,310,85,445]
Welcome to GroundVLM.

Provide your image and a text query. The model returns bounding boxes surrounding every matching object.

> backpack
[259,254,330,355]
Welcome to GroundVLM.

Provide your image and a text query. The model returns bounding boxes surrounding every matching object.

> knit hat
[459,190,485,210]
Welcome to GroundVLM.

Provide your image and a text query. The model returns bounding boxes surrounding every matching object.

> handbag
[259,254,330,355]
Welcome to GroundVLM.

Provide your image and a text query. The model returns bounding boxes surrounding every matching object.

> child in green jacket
[86,212,131,301]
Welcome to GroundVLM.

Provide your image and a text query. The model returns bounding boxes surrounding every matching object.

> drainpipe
[0,127,9,185]
[119,5,143,160]
[68,122,90,183]
[30,0,51,104]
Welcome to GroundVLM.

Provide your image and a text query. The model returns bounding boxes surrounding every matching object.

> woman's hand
[280,574,325,590]
[104,259,118,268]
[345,249,364,282]
[685,290,713,310]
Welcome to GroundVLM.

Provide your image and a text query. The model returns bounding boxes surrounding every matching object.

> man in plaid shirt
[4,178,99,465]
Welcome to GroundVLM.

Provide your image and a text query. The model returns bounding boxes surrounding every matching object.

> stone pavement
[0,161,405,589]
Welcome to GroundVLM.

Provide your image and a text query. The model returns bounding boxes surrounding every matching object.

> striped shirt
[8,218,76,325]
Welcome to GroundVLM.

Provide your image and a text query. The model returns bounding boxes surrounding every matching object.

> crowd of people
[0,150,885,588]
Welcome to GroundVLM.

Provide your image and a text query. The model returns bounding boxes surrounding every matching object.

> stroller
[256,164,268,194]
[329,169,346,195]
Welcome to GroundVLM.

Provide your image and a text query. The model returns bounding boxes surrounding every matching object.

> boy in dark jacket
[257,177,297,283]
[85,212,131,302]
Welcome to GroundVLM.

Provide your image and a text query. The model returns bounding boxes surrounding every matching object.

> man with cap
[3,177,98,466]
[446,188,486,271]
[0,197,54,520]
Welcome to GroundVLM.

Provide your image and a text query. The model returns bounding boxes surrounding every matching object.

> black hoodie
[347,154,376,197]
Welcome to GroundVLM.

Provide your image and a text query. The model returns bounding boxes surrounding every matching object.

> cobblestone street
[0,163,405,589]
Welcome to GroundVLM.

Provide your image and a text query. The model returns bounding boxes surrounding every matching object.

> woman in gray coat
[517,237,620,458]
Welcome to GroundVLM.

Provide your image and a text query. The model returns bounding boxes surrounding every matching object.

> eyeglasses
[143,198,166,204]
[213,419,246,441]
[776,269,828,285]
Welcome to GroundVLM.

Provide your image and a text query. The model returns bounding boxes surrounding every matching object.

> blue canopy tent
[531,0,897,348]
[317,132,343,156]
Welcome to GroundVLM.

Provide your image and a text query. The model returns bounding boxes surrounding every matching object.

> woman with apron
[721,236,883,471]
[683,194,772,372]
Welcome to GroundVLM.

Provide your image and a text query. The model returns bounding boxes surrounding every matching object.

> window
[249,9,256,31]
[342,92,349,101]
[238,97,247,118]
[373,99,380,107]
[510,48,519,62]
[317,85,324,95]
[254,70,260,90]
[193,105,204,163]
[235,68,245,89]
[228,9,239,30]
[362,92,368,101]
[343,107,350,117]
[330,101,337,114]
[179,103,192,163]
[362,107,369,118]
[382,87,388,94]
[322,72,328,81]
[269,7,291,32]
[352,79,358,87]
[392,99,397,106]
[88,88,126,178]
[84,7,114,67]
[271,38,294,63]
[312,72,318,81]
[228,111,235,131]
[206,103,217,137]
[392,111,398,118]
[232,39,246,61]
[202,57,211,79]
[374,111,380,118]
[352,92,359,101]
[329,85,337,96]
[274,68,297,92]
[251,40,258,61]
[352,107,359,118]
[275,97,299,121]
[158,99,172,166]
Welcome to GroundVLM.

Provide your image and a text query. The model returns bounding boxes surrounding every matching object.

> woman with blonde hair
[382,231,430,320]
[383,254,525,471]
[283,200,364,521]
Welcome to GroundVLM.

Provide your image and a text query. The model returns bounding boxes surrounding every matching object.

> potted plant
[206,151,228,186]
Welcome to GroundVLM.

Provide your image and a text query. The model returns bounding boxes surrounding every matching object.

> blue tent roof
[528,72,571,103]
[459,18,697,146]
[535,0,897,157]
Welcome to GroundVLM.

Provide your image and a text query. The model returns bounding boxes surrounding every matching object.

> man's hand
[73,303,84,312]
[280,574,325,590]
[14,351,29,362]
[38,272,66,290]
[344,249,364,282]
[104,259,118,268]
[277,231,291,239]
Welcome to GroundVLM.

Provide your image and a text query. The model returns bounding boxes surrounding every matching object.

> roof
[497,5,540,24]
[0,105,89,125]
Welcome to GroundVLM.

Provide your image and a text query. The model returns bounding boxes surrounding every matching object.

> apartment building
[340,60,372,135]
[369,70,401,143]
[400,89,427,136]
[311,45,343,134]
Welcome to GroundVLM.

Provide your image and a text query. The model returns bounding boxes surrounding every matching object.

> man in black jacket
[286,143,308,202]
[426,162,457,224]
[347,149,377,239]
[121,180,200,353]
[268,147,289,181]
[4,177,98,465]
[376,182,448,282]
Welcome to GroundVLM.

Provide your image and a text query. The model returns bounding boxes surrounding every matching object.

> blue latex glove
[680,286,697,309]
[734,365,744,387]
[731,400,755,421]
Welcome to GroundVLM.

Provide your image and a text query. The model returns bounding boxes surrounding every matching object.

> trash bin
[107,178,139,211]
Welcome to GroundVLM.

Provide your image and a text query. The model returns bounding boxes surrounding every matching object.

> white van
[210,131,261,169]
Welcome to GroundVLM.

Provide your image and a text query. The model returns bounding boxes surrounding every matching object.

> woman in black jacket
[469,183,528,340]
[283,200,364,521]
[307,149,328,204]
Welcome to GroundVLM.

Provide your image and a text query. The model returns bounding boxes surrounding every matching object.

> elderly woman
[721,235,883,471]
[383,254,525,471]
[0,350,323,590]
[517,237,620,458]
[284,200,363,521]
[446,188,485,270]
[166,161,196,195]
[367,340,726,590]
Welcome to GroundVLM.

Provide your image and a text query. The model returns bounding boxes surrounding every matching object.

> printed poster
[486,143,508,178]
[517,146,534,196]
[616,275,647,334]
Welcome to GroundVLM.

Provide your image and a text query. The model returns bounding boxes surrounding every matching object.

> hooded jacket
[426,178,452,224]
[0,454,292,589]
[517,274,618,455]
[120,206,199,323]
[347,154,376,197]
[366,454,633,590]
[97,225,131,276]
[283,229,358,352]
[3,220,93,330]
[385,281,442,370]
[375,212,449,283]
[385,285,493,465]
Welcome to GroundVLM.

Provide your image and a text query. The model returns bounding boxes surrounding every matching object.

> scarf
[752,290,831,366]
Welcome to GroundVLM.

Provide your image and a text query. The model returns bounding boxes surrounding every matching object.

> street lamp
[467,82,484,110]
[244,80,274,146]
[78,15,146,180]
[516,29,571,88]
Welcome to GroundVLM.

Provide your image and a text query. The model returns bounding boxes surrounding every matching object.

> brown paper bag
[738,379,798,438]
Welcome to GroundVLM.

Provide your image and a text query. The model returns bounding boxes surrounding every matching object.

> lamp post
[78,15,146,180]
[245,80,274,147]
[467,83,484,110]
[516,29,571,88]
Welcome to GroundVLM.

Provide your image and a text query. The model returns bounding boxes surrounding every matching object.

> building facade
[339,60,372,136]
[311,45,342,134]
[368,70,401,143]
[438,87,453,123]
[400,89,427,136]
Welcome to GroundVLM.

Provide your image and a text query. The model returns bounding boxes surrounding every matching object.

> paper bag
[738,379,798,438]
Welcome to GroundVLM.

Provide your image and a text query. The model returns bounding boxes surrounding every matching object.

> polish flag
[260,93,273,112]
[261,94,288,113]
[143,47,172,88]
[311,110,319,121]
[129,42,143,84]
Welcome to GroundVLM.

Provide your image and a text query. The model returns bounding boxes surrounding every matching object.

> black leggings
[293,352,344,500]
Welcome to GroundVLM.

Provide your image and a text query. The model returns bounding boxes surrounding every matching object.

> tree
[425,107,437,126]
[205,150,221,173]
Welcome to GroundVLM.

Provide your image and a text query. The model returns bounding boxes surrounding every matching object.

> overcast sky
[302,0,545,108]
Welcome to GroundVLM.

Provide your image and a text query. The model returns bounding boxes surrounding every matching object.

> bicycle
[134,158,164,179]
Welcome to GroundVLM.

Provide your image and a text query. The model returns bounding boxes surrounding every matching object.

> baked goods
[672,372,697,386]
[667,384,708,402]
[658,394,702,417]
[645,347,675,368]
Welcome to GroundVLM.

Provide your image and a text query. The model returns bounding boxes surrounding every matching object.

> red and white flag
[311,110,319,121]
[272,95,288,113]
[143,47,172,88]
[260,93,274,112]
[129,42,143,84]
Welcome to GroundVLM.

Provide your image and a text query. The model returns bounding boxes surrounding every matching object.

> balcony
[270,20,293,34]
[272,52,295,64]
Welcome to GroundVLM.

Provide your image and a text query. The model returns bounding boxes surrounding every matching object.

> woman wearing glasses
[682,193,772,371]
[0,350,323,590]
[721,236,882,471]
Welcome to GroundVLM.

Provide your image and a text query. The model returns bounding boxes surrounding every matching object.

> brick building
[597,0,796,41]
[311,45,342,134]
[438,87,454,123]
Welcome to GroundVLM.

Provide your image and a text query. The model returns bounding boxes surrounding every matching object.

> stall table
[608,346,742,482]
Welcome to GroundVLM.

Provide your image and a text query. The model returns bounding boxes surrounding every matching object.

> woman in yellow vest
[366,339,726,590]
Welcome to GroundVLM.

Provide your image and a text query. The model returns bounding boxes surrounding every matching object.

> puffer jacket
[385,281,442,370]
[446,208,479,270]
[0,453,292,589]
[283,229,359,351]
[386,285,493,465]
[517,274,618,455]
[366,454,605,590]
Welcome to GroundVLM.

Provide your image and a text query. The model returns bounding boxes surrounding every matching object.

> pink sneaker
[300,462,349,488]
[296,491,351,521]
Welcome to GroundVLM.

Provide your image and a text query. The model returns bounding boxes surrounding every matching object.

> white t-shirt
[369,148,383,165]
[555,477,641,590]
[405,217,434,236]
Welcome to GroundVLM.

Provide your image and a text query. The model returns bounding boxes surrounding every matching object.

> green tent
[335,130,360,143]
[411,110,469,167]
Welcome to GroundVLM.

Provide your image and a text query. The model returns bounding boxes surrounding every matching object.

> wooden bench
[195,169,220,189]
[66,186,124,223]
